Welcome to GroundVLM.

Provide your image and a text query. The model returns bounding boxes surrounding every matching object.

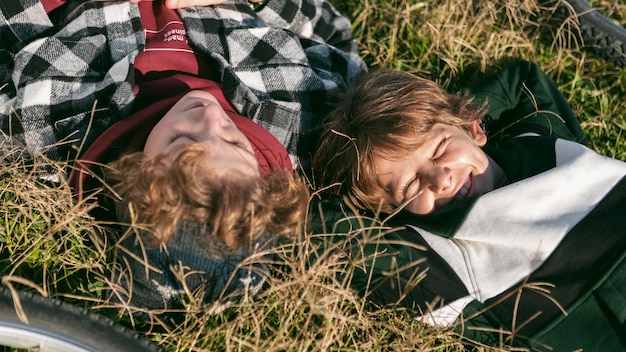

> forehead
[372,123,449,161]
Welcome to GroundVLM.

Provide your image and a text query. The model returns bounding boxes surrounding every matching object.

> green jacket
[309,61,626,350]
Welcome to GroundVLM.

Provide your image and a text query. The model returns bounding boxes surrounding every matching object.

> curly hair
[108,143,309,248]
[312,69,487,213]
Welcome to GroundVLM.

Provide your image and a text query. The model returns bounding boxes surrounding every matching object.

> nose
[192,104,239,143]
[195,103,229,129]
[427,167,452,193]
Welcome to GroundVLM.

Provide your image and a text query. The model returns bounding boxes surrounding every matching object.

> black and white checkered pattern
[0,0,366,164]
[1,1,142,161]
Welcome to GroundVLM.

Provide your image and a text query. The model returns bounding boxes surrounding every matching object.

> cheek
[475,148,490,171]
[406,194,435,215]
[457,143,489,171]
[144,123,172,157]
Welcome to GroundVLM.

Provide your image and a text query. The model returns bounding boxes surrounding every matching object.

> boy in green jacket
[310,60,626,350]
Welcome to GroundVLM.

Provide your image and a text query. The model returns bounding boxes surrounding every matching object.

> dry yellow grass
[1,0,625,351]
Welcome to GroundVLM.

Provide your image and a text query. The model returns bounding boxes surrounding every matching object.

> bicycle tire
[560,0,626,67]
[0,286,162,352]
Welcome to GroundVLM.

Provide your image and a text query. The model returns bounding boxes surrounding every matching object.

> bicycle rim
[0,323,94,352]
[0,286,161,352]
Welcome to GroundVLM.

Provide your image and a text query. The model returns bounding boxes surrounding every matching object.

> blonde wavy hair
[312,69,487,214]
[108,143,309,248]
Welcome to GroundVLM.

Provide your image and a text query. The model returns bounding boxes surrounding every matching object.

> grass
[1,0,625,351]
[334,0,626,161]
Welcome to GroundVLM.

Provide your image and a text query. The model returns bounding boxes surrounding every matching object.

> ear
[468,121,487,147]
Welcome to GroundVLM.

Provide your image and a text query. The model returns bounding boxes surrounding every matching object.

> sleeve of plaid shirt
[0,0,53,48]
[1,0,52,91]
[0,1,143,165]
[254,0,362,62]
[181,0,367,164]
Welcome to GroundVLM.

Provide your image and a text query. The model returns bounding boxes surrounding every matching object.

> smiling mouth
[453,174,473,200]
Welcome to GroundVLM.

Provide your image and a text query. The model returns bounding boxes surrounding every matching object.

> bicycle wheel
[561,0,626,66]
[0,286,161,352]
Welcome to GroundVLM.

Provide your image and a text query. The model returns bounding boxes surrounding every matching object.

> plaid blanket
[0,0,366,164]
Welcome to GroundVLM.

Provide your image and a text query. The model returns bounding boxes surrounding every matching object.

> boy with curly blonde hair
[3,0,365,313]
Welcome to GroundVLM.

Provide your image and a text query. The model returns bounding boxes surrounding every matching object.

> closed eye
[226,139,256,156]
[229,141,248,149]
[401,176,419,200]
[432,137,447,160]
[169,133,197,143]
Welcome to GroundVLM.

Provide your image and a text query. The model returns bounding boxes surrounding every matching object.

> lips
[454,174,473,200]
[184,100,209,111]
